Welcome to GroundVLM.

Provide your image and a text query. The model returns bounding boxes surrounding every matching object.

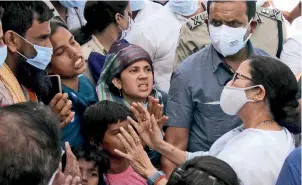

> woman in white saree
[114,56,301,185]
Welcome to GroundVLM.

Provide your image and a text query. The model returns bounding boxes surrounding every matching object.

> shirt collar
[211,41,256,73]
[91,34,107,55]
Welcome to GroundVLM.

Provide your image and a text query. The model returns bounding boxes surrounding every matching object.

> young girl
[82,100,148,185]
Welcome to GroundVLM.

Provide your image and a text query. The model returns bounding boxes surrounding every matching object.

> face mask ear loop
[245,85,262,102]
[243,18,254,44]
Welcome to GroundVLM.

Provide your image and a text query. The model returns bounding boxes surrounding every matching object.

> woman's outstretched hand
[129,102,166,149]
[114,125,157,179]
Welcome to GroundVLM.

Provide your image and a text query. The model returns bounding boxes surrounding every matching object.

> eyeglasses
[231,72,256,84]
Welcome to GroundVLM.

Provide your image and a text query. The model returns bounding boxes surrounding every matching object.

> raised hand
[49,93,75,129]
[114,125,158,179]
[63,142,81,178]
[146,96,168,130]
[128,110,163,150]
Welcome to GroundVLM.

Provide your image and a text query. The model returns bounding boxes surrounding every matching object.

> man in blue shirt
[161,0,271,176]
[276,147,301,185]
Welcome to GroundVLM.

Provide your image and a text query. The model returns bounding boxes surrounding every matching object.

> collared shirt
[276,147,301,185]
[66,6,87,30]
[165,41,270,152]
[82,34,107,61]
[81,34,107,86]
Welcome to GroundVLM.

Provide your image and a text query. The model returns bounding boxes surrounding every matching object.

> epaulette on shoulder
[257,7,284,22]
[186,11,208,30]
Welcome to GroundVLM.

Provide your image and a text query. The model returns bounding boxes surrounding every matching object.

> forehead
[209,1,248,22]
[25,19,51,40]
[107,120,130,131]
[50,26,71,48]
[237,60,251,75]
[128,60,151,67]
[78,159,97,169]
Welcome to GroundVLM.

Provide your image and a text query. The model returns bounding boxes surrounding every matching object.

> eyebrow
[53,35,73,52]
[38,33,51,40]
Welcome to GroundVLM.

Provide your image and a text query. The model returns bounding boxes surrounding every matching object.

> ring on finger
[134,138,141,145]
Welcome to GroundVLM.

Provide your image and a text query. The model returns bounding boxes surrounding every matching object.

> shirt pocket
[196,103,231,145]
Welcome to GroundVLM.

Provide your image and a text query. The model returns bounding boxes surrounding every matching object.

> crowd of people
[0,0,300,185]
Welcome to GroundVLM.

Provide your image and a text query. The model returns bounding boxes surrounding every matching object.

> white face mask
[209,20,253,57]
[220,85,260,116]
[118,15,133,40]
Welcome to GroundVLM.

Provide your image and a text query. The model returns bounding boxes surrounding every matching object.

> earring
[119,89,122,97]
[254,96,258,100]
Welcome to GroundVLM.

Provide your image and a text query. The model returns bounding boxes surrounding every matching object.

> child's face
[79,159,99,185]
[102,120,130,157]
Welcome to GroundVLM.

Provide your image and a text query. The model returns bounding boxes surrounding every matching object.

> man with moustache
[0,1,74,128]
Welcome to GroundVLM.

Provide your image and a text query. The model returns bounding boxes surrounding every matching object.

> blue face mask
[130,0,145,11]
[15,33,53,70]
[0,45,7,67]
[59,0,85,8]
[168,0,199,17]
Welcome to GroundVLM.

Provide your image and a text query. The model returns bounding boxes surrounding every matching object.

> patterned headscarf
[96,41,162,107]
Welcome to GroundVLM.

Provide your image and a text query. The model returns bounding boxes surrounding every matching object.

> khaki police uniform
[174,11,210,70]
[174,7,287,70]
[251,7,287,58]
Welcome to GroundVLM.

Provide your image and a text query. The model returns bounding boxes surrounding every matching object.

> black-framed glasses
[231,72,257,84]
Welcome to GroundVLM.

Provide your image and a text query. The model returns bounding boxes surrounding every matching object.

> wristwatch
[147,171,166,185]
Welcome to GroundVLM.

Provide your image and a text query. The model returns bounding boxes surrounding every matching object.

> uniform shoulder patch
[186,11,208,30]
[257,7,284,22]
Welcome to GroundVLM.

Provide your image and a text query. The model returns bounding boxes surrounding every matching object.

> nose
[45,38,53,48]
[138,71,148,79]
[81,172,88,183]
[69,46,81,59]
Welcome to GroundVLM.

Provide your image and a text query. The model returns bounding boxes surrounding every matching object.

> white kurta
[187,126,295,185]
[280,16,302,75]
[126,5,186,93]
[133,0,163,24]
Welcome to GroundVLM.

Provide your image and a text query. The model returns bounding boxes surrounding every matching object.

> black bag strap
[276,20,283,58]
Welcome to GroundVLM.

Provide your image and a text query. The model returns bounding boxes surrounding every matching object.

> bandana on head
[96,41,161,107]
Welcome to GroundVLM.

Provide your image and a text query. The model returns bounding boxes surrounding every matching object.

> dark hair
[0,102,61,185]
[73,1,129,45]
[248,56,301,134]
[207,0,256,22]
[167,156,240,185]
[0,1,54,36]
[62,145,110,185]
[50,16,68,35]
[82,100,135,145]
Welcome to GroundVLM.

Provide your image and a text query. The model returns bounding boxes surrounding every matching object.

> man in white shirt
[273,0,302,75]
[126,0,202,93]
[129,0,163,24]
[44,0,87,30]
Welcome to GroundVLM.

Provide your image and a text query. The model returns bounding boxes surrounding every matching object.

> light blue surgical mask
[59,0,85,8]
[168,0,199,17]
[0,45,7,67]
[130,0,145,11]
[15,33,53,70]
